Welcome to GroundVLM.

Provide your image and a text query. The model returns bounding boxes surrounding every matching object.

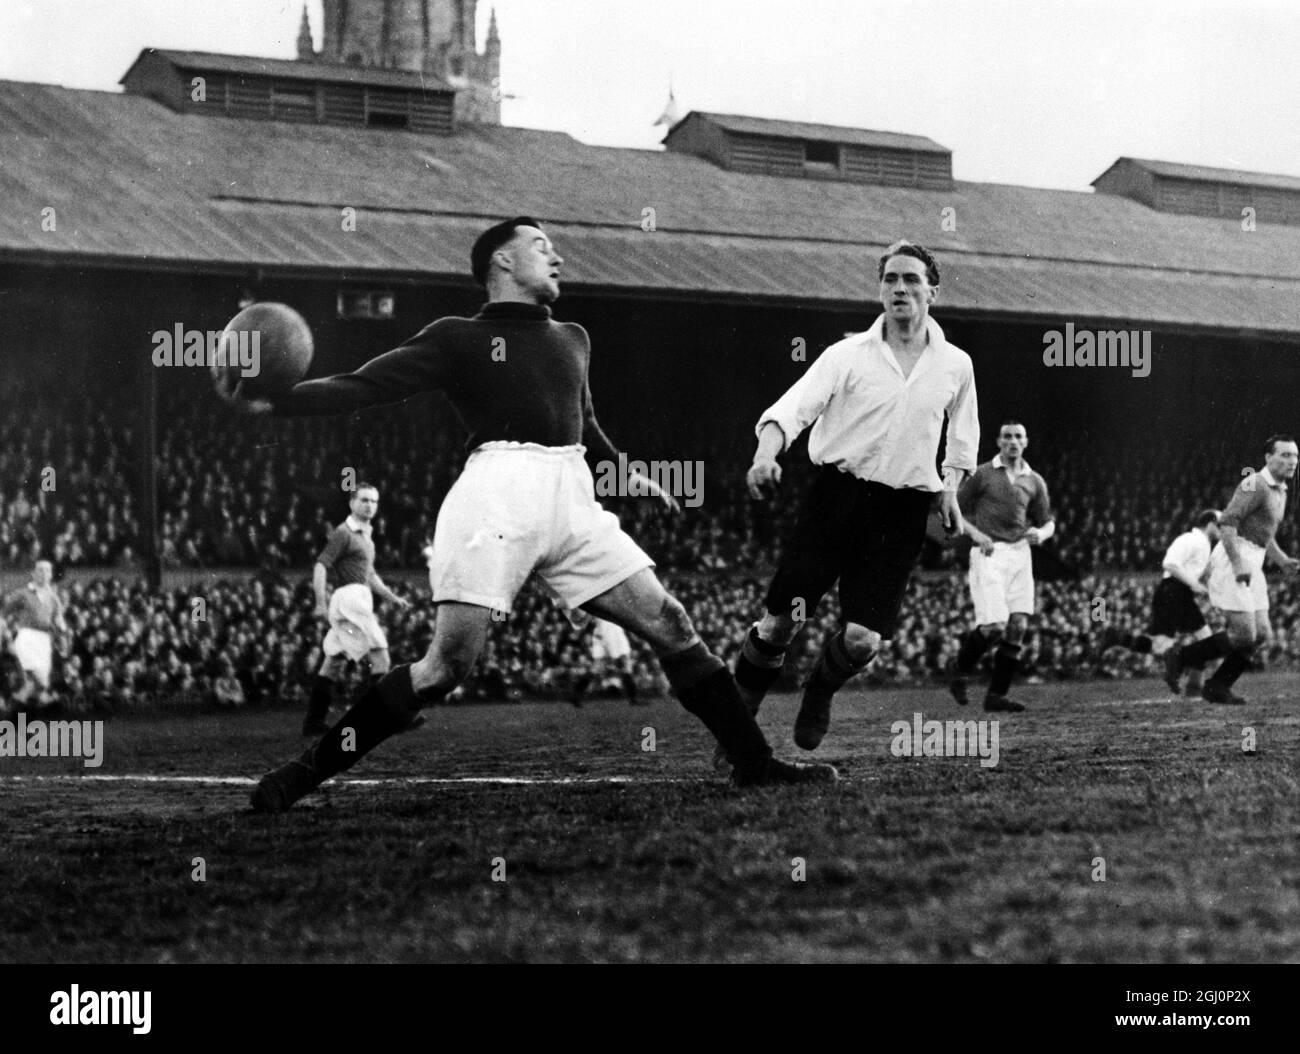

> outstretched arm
[217,323,450,416]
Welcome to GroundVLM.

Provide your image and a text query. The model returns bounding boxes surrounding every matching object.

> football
[215,301,314,399]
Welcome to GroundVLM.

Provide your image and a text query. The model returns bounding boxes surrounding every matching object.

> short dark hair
[877,240,940,287]
[352,482,379,496]
[471,216,543,286]
[1265,433,1297,456]
[999,420,1026,434]
[1191,509,1219,530]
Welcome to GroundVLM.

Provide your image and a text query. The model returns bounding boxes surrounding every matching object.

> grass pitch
[1,674,1297,963]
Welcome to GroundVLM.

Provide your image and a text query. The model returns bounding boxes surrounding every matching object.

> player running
[1106,509,1229,696]
[301,483,411,735]
[220,216,836,810]
[1197,435,1299,705]
[730,240,979,758]
[948,421,1054,713]
[1,560,67,708]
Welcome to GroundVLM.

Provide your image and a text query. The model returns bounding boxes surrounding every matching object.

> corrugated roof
[3,80,1300,334]
[673,111,949,152]
[122,48,452,92]
[1096,156,1300,193]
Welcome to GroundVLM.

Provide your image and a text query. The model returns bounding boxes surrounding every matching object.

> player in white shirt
[732,241,979,758]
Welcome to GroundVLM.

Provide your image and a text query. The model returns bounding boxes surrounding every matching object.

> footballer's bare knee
[651,592,698,653]
[757,611,799,647]
[980,622,1006,643]
[843,622,882,661]
[1005,616,1028,644]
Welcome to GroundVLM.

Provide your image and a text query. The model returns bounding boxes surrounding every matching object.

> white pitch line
[0,773,680,787]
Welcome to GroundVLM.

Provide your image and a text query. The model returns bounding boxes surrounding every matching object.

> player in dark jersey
[302,483,411,735]
[1198,435,1299,704]
[220,216,836,811]
[949,422,1054,712]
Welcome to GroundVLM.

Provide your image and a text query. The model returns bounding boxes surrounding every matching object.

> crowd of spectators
[4,568,1299,715]
[2,389,1299,712]
[2,392,1294,577]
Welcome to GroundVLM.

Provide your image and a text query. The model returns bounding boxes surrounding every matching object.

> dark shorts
[1149,577,1206,637]
[765,466,933,638]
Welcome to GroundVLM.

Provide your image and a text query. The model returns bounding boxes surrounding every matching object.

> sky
[2,0,1297,191]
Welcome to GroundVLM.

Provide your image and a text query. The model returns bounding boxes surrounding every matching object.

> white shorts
[591,619,632,661]
[11,628,53,688]
[1207,539,1268,612]
[322,583,389,662]
[968,541,1035,626]
[429,443,654,613]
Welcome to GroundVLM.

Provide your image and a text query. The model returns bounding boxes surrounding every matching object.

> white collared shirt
[345,514,373,536]
[757,314,979,492]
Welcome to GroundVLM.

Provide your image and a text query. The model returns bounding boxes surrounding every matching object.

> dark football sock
[1206,646,1252,689]
[304,674,334,724]
[1180,632,1232,669]
[988,641,1023,696]
[620,673,638,705]
[662,641,771,767]
[572,672,592,704]
[306,664,428,779]
[956,629,993,674]
[733,626,786,712]
[807,630,873,698]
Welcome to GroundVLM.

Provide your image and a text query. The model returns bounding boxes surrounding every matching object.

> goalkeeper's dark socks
[733,625,786,713]
[1206,647,1251,690]
[663,641,771,768]
[306,664,424,780]
[956,629,993,674]
[304,674,333,725]
[988,641,1023,697]
[807,629,873,699]
[1181,632,1232,669]
[620,673,638,705]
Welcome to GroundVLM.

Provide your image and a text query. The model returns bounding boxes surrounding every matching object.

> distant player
[302,483,411,735]
[732,240,979,757]
[1198,435,1299,705]
[221,216,834,811]
[1,560,67,706]
[949,422,1054,713]
[572,617,640,707]
[1110,509,1229,696]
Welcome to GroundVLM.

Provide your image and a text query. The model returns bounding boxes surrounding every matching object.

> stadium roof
[120,49,452,92]
[3,79,1300,336]
[668,112,950,153]
[1093,156,1300,194]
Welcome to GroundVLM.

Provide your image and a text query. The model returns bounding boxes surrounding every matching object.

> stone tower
[301,1,501,124]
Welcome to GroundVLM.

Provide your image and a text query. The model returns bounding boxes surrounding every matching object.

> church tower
[304,1,501,124]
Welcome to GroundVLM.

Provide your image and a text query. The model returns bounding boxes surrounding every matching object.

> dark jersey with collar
[1219,469,1287,548]
[317,521,375,588]
[959,459,1052,543]
[272,302,620,470]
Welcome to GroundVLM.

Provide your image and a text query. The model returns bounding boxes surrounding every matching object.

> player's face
[998,426,1028,461]
[879,255,936,326]
[350,489,379,521]
[33,562,52,587]
[1266,440,1299,480]
[502,226,563,304]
